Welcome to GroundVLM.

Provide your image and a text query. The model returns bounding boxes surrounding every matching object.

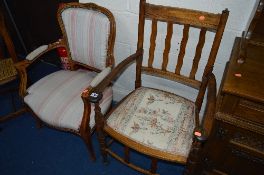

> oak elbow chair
[0,10,26,123]
[15,2,116,160]
[89,0,229,174]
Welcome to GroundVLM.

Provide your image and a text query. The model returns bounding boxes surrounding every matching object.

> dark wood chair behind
[0,10,18,85]
[0,10,25,123]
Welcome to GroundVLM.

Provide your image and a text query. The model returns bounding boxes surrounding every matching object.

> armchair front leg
[88,91,108,163]
[79,89,96,161]
[15,60,31,97]
[185,73,217,175]
[184,127,207,175]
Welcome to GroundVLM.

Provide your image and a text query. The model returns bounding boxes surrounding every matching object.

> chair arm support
[26,45,48,60]
[14,39,65,98]
[201,73,217,136]
[87,49,143,103]
[193,73,216,141]
[14,60,31,97]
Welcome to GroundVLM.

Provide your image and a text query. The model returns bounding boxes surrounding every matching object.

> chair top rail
[145,3,223,30]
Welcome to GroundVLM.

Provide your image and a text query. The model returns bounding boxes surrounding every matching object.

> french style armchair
[89,0,228,174]
[15,2,116,160]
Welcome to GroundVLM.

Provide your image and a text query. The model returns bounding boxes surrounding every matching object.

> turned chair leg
[98,130,108,164]
[82,131,96,161]
[94,103,108,164]
[184,141,203,175]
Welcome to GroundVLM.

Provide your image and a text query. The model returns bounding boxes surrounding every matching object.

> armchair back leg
[150,158,158,174]
[124,146,130,163]
[27,107,44,129]
[81,131,96,161]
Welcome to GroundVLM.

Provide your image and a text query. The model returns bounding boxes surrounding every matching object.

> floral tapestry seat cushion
[107,87,195,158]
[24,69,113,131]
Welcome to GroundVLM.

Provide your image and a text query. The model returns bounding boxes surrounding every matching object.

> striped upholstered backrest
[60,5,111,70]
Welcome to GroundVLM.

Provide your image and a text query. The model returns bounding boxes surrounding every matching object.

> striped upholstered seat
[25,69,112,131]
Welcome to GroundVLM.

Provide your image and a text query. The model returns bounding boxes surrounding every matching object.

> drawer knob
[234,73,242,77]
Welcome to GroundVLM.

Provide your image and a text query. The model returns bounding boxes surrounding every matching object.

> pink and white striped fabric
[62,8,110,70]
[25,69,113,131]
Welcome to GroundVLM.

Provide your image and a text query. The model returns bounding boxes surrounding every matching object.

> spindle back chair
[89,0,228,174]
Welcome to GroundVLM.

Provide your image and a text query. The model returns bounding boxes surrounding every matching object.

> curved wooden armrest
[15,39,65,97]
[79,66,115,129]
[14,59,31,69]
[90,67,112,87]
[87,49,143,103]
[25,39,65,63]
[14,60,31,97]
[201,73,217,136]
[81,67,112,99]
[193,74,216,142]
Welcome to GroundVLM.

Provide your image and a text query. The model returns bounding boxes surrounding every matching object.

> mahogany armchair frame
[15,2,116,160]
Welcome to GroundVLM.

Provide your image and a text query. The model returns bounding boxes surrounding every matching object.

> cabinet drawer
[223,145,264,175]
[205,120,264,175]
[218,119,264,158]
[229,131,264,160]
[234,99,264,124]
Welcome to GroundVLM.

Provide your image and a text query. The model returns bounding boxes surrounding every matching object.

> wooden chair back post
[57,3,116,72]
[136,2,228,93]
[135,0,146,88]
[0,10,18,62]
[202,10,229,77]
[194,10,229,114]
[137,0,146,51]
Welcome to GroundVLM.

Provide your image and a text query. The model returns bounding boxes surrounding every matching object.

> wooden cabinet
[201,37,264,175]
[200,2,264,173]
